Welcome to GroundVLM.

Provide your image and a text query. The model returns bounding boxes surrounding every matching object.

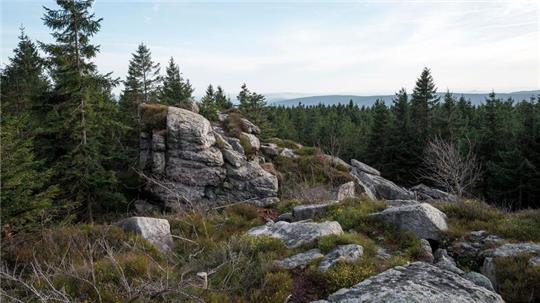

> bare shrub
[420,136,482,198]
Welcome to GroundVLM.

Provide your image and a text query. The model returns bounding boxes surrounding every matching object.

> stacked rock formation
[140,105,278,210]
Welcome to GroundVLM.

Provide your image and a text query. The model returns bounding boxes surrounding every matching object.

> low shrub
[324,198,386,231]
[317,232,376,256]
[140,103,168,130]
[495,255,540,303]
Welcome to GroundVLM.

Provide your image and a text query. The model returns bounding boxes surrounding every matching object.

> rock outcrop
[333,181,356,201]
[116,217,173,252]
[247,221,343,248]
[140,105,278,209]
[316,262,504,303]
[350,159,414,200]
[372,203,448,241]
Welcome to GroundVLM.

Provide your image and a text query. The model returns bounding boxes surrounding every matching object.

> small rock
[134,200,161,213]
[280,148,298,158]
[292,201,339,221]
[277,212,293,222]
[410,183,457,202]
[275,249,324,269]
[463,271,495,291]
[434,249,464,274]
[239,132,260,151]
[319,244,364,272]
[530,256,540,267]
[116,217,173,252]
[247,221,343,248]
[261,143,280,157]
[350,168,414,201]
[420,239,434,263]
[376,247,392,260]
[240,118,261,134]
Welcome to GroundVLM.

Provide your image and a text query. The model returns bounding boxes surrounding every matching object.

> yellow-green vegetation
[224,111,245,137]
[494,255,540,303]
[264,137,302,149]
[434,200,540,242]
[140,103,168,130]
[274,153,354,200]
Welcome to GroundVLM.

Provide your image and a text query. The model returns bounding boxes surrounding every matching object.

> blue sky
[1,0,539,97]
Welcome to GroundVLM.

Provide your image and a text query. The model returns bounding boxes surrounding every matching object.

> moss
[323,198,387,231]
[252,271,294,303]
[140,103,168,130]
[296,146,320,156]
[494,255,540,303]
[264,137,301,149]
[239,134,255,158]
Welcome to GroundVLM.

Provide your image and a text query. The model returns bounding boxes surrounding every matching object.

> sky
[1,0,540,98]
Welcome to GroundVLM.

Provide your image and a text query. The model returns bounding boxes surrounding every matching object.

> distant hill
[269,90,540,107]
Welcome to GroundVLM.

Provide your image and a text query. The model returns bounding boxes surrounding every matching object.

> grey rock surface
[481,242,540,289]
[276,212,293,222]
[334,181,356,201]
[411,183,458,202]
[275,249,324,269]
[247,221,343,248]
[350,159,380,175]
[318,262,504,303]
[463,271,495,291]
[140,106,278,209]
[385,199,420,208]
[280,148,298,158]
[350,167,414,201]
[319,244,364,272]
[116,217,173,252]
[434,248,464,275]
[292,201,339,221]
[420,239,434,263]
[372,203,448,241]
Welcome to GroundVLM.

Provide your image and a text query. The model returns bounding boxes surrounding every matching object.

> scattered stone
[280,148,298,158]
[372,203,448,241]
[292,201,339,221]
[530,256,540,267]
[376,247,392,260]
[260,143,280,157]
[350,167,415,200]
[275,249,324,269]
[333,181,356,201]
[434,249,463,274]
[319,244,364,272]
[411,183,457,202]
[247,221,343,248]
[463,271,495,291]
[276,212,293,222]
[350,159,380,175]
[116,217,173,252]
[318,262,504,303]
[449,230,505,260]
[420,239,434,263]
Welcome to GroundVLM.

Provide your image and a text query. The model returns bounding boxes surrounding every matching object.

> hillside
[3,105,539,302]
[270,90,540,107]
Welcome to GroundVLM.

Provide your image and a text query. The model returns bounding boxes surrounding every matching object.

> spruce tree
[215,85,233,110]
[122,43,161,105]
[199,84,218,121]
[366,99,390,172]
[41,0,125,221]
[411,67,439,140]
[160,57,193,106]
[237,83,272,137]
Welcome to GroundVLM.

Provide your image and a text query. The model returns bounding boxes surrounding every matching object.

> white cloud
[96,1,540,96]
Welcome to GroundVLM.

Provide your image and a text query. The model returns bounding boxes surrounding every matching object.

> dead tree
[420,136,482,198]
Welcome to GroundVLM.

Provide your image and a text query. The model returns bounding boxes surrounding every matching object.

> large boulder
[316,262,504,303]
[350,167,414,200]
[116,217,173,252]
[372,203,448,241]
[481,242,540,288]
[247,221,343,248]
[140,105,278,209]
[411,183,457,202]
